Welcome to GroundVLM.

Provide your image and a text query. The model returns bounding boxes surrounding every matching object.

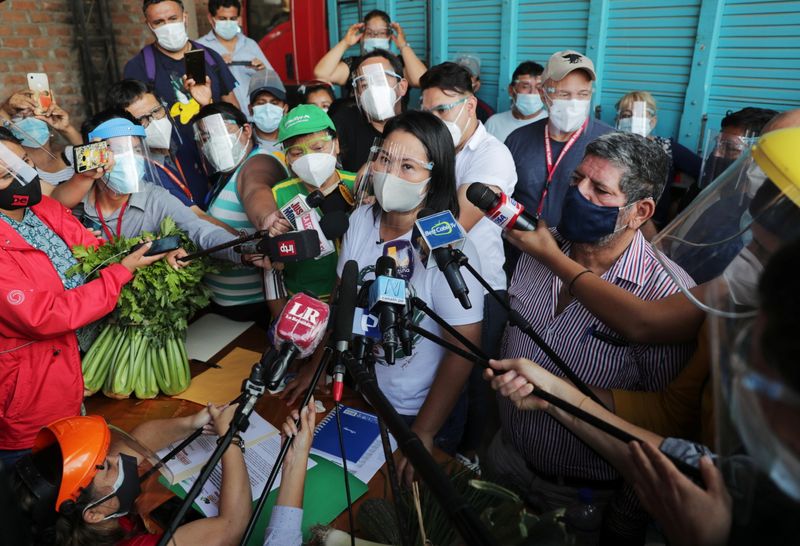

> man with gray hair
[486,132,696,542]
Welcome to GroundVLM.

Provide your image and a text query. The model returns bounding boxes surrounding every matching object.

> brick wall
[0,0,213,128]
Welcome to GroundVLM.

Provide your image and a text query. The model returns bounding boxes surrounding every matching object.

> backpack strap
[144,44,156,84]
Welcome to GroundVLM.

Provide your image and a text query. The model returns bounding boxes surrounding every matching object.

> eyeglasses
[134,104,167,128]
[544,87,593,101]
[364,27,391,39]
[420,97,467,115]
[512,80,539,93]
[284,134,334,161]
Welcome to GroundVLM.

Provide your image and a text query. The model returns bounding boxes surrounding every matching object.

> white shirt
[456,121,518,291]
[337,205,484,415]
[485,108,548,144]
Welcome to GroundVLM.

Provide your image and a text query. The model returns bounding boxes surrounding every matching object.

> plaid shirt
[500,229,696,481]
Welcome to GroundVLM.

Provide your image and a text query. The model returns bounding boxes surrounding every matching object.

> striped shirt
[205,148,286,307]
[499,229,696,481]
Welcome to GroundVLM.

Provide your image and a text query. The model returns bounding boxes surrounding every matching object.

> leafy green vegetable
[72,217,217,398]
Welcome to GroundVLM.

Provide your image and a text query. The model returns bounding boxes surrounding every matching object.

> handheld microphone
[319,210,350,241]
[415,209,472,309]
[368,256,407,365]
[234,229,321,262]
[466,182,537,232]
[267,293,330,389]
[332,260,359,401]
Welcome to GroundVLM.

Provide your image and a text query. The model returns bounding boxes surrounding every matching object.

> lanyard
[539,118,588,216]
[95,189,130,241]
[155,161,193,201]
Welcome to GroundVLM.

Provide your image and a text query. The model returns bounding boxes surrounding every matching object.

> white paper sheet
[185,313,254,362]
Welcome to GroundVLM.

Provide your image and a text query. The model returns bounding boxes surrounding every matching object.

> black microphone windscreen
[375,255,397,278]
[466,182,498,211]
[261,230,321,262]
[332,260,359,348]
[305,190,324,209]
[319,210,350,240]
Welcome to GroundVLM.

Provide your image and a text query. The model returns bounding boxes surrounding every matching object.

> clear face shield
[651,143,800,317]
[697,129,758,190]
[193,113,249,174]
[352,63,402,123]
[98,134,161,196]
[615,101,654,137]
[0,140,43,209]
[356,138,433,215]
[79,426,174,521]
[708,281,800,502]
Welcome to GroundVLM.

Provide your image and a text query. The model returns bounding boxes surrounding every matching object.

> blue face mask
[11,117,50,148]
[105,151,145,195]
[514,93,544,117]
[558,185,626,244]
[214,19,240,40]
[252,103,284,133]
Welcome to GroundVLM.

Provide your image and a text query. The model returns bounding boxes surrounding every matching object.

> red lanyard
[155,161,193,201]
[538,118,588,216]
[95,189,130,241]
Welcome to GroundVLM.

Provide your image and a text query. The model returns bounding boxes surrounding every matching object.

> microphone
[332,260,359,401]
[466,182,537,232]
[368,256,407,365]
[382,239,415,281]
[267,293,330,389]
[414,209,472,309]
[319,210,350,241]
[235,229,321,261]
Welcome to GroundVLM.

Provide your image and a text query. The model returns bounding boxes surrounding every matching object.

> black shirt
[332,102,383,172]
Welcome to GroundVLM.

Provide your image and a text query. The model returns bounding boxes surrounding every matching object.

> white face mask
[723,247,764,308]
[144,116,173,150]
[214,19,240,41]
[359,86,398,121]
[363,38,391,53]
[202,130,247,173]
[152,21,188,52]
[548,98,591,133]
[443,102,469,148]
[290,152,337,188]
[373,171,429,212]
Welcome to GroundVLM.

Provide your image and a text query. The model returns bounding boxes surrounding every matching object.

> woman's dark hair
[302,83,336,104]
[721,107,779,136]
[0,126,21,144]
[105,79,155,112]
[379,111,459,217]
[193,102,249,128]
[363,9,390,26]
[80,109,139,143]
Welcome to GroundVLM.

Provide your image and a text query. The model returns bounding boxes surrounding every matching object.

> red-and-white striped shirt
[500,229,696,481]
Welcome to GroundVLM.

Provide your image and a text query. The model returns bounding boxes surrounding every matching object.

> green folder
[160,455,369,543]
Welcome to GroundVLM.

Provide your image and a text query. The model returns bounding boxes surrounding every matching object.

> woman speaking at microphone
[337,111,484,484]
[0,127,166,467]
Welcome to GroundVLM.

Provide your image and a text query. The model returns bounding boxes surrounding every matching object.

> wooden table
[85,324,409,536]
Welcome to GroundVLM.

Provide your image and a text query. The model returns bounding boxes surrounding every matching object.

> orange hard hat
[32,415,111,511]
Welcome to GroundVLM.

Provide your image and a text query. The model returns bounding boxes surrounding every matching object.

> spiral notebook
[311,405,381,464]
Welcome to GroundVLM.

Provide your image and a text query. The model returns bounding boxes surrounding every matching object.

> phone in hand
[27,73,53,115]
[73,141,111,174]
[80,214,102,231]
[184,49,206,84]
[130,235,182,256]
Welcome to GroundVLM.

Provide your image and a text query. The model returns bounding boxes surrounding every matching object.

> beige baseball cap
[541,50,596,82]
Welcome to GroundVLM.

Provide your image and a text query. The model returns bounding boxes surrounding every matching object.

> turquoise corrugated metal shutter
[517,1,590,67]
[706,0,800,133]
[446,0,503,109]
[393,0,427,61]
[335,0,380,58]
[600,0,702,140]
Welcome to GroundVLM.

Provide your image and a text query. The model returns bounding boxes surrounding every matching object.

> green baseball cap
[277,104,337,143]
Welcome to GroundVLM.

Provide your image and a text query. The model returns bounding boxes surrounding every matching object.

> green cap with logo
[277,104,337,143]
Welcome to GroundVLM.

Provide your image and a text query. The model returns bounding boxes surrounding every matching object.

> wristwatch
[219,434,245,453]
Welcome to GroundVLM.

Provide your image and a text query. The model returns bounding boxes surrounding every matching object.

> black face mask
[83,453,141,520]
[0,176,42,210]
